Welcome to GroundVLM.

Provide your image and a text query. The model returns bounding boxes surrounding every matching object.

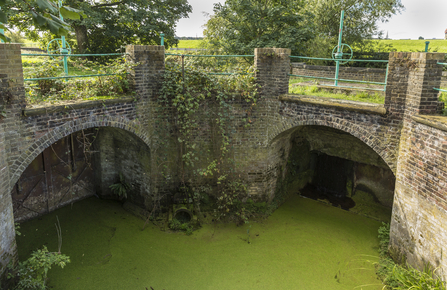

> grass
[177,39,204,49]
[376,223,446,290]
[377,39,447,52]
[175,39,447,53]
[289,78,385,104]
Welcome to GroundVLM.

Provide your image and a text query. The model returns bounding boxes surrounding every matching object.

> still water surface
[17,194,384,290]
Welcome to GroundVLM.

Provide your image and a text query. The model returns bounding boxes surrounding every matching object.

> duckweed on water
[17,195,385,290]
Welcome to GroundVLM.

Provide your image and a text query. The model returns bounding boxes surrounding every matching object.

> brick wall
[290,63,387,83]
[2,43,447,283]
[0,44,20,286]
[389,52,447,276]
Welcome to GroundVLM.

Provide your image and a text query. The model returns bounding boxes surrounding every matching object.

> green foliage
[202,0,403,58]
[6,0,191,54]
[158,58,259,224]
[389,265,446,290]
[23,57,135,104]
[109,173,131,199]
[7,246,70,290]
[309,0,403,44]
[378,222,390,257]
[375,223,446,290]
[0,105,6,119]
[5,30,25,43]
[1,0,86,42]
[438,92,447,116]
[203,0,315,56]
[15,223,21,236]
[168,218,194,235]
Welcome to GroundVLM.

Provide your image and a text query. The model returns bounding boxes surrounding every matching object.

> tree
[308,0,404,44]
[6,0,192,54]
[203,0,315,56]
[0,0,86,42]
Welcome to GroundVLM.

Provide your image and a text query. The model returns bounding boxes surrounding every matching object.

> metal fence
[289,56,389,92]
[21,52,126,82]
[165,53,254,76]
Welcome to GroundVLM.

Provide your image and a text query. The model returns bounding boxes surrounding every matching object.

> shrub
[7,246,70,290]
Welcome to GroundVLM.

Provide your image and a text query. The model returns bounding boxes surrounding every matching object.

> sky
[175,0,447,40]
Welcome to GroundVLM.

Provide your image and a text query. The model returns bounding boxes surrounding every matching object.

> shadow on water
[300,184,356,210]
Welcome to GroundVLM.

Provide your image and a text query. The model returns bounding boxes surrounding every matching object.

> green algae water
[16,195,385,290]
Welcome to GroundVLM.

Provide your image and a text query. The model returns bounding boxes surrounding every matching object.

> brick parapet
[255,48,291,97]
[386,52,444,119]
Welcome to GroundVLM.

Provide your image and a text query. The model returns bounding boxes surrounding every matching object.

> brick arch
[268,115,396,174]
[9,115,152,189]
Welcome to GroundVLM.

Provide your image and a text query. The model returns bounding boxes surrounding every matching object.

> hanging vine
[157,56,259,224]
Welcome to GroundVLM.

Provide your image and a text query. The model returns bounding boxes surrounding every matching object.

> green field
[177,39,203,48]
[378,39,447,52]
[176,38,447,53]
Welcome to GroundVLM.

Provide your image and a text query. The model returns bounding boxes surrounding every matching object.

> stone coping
[23,96,135,117]
[280,94,387,115]
[412,115,447,132]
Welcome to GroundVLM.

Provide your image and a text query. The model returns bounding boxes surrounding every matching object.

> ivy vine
[156,56,259,225]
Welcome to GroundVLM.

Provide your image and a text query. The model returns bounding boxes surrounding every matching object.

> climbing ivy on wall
[156,56,259,224]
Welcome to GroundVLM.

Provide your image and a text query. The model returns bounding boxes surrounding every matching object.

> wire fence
[289,55,389,92]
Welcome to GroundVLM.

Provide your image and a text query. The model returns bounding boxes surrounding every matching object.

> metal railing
[21,52,126,82]
[289,55,389,92]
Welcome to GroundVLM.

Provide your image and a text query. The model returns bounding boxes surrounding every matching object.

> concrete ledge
[280,94,387,115]
[23,96,135,117]
[412,115,447,132]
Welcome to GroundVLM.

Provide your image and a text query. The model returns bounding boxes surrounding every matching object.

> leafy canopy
[309,0,404,43]
[203,0,404,58]
[203,0,315,56]
[6,0,192,54]
[0,0,86,42]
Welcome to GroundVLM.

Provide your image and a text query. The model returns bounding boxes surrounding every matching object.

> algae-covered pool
[17,194,385,290]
